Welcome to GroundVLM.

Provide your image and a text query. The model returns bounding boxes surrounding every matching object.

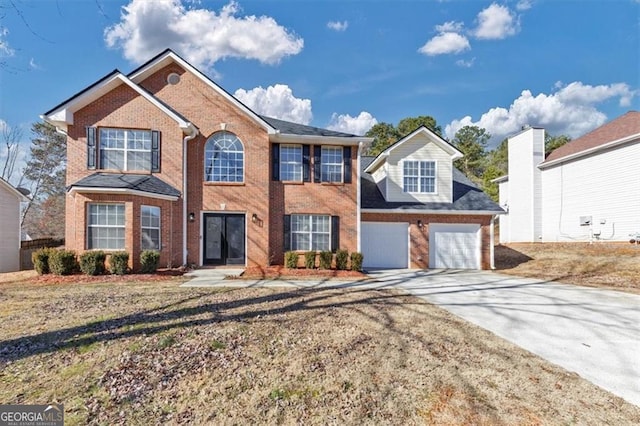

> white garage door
[429,223,481,269]
[361,222,409,269]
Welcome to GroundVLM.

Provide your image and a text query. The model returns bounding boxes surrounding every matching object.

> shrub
[304,251,316,269]
[32,248,53,275]
[140,250,161,273]
[109,251,129,275]
[284,251,298,269]
[335,249,349,270]
[79,251,106,276]
[49,249,78,275]
[350,252,364,272]
[319,251,333,270]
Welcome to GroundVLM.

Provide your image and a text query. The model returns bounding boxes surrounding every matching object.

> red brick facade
[361,212,493,269]
[62,60,358,270]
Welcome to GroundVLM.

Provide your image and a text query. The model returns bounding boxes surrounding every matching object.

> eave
[68,186,179,202]
[538,133,640,169]
[270,133,373,146]
[362,208,506,215]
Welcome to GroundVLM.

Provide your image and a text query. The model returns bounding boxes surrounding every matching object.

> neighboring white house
[0,177,28,272]
[497,111,640,243]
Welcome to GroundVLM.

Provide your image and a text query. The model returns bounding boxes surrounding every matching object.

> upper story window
[86,127,160,172]
[320,146,343,182]
[403,160,436,193]
[279,144,303,181]
[204,132,244,182]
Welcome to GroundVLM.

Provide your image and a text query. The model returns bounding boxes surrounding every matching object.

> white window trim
[99,128,152,171]
[402,160,437,194]
[141,205,161,251]
[86,203,125,250]
[204,132,245,183]
[321,146,343,183]
[280,144,303,182]
[291,214,331,251]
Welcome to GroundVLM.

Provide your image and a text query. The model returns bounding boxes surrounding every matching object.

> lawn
[1,277,638,424]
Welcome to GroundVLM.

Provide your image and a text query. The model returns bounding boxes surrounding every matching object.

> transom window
[87,203,125,250]
[141,205,161,250]
[291,214,330,251]
[99,128,152,171]
[280,145,302,181]
[321,146,343,182]
[204,132,244,182]
[403,160,436,193]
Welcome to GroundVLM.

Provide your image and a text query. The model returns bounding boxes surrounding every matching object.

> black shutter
[313,146,321,182]
[302,145,310,182]
[151,130,160,172]
[343,146,352,183]
[86,127,96,169]
[331,216,340,252]
[283,215,291,251]
[272,143,280,180]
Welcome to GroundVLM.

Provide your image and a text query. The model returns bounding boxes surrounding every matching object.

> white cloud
[234,84,312,124]
[455,57,475,68]
[327,112,377,135]
[28,58,40,70]
[445,81,636,146]
[516,0,533,11]
[327,21,348,32]
[0,27,14,57]
[435,21,464,33]
[473,3,519,40]
[419,32,470,56]
[104,0,303,71]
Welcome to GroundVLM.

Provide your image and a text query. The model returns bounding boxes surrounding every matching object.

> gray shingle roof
[361,156,504,213]
[260,115,360,137]
[69,173,181,198]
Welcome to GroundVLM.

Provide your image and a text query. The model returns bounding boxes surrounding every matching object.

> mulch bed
[32,268,186,285]
[239,266,367,280]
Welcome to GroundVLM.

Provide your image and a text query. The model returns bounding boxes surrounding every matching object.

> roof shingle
[69,173,181,198]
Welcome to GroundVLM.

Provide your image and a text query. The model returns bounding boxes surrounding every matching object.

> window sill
[281,180,305,185]
[320,182,345,186]
[95,168,153,174]
[204,182,245,186]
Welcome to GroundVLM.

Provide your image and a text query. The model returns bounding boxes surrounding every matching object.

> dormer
[364,126,463,203]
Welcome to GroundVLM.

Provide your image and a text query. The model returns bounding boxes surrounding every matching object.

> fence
[20,238,65,270]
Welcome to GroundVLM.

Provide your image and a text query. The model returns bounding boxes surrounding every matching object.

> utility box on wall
[579,216,592,226]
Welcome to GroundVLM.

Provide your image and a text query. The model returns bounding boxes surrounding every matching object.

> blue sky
[1,0,638,173]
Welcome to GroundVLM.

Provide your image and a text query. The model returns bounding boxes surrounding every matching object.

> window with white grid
[87,204,125,250]
[403,160,436,193]
[99,128,151,171]
[141,205,161,250]
[321,146,343,182]
[280,145,302,181]
[291,214,330,251]
[204,132,244,182]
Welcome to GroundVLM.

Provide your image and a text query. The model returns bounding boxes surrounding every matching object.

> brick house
[42,49,502,271]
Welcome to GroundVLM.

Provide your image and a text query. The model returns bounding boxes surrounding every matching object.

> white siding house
[0,178,28,272]
[497,111,640,243]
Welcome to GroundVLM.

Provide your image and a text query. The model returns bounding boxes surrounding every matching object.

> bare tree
[0,122,23,183]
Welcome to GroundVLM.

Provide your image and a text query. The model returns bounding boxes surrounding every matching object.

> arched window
[204,132,244,182]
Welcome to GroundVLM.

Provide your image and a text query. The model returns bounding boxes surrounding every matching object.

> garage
[429,223,481,269]
[361,222,409,269]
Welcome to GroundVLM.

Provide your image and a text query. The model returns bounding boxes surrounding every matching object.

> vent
[167,73,180,85]
[579,216,592,226]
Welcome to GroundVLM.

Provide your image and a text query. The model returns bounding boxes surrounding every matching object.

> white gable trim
[0,178,29,202]
[365,126,463,173]
[128,50,277,135]
[362,208,504,215]
[539,133,640,169]
[42,72,193,132]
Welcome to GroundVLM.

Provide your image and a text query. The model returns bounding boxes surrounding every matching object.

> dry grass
[495,242,640,294]
[0,278,638,424]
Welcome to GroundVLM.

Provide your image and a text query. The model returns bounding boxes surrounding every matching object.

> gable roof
[0,177,29,202]
[365,126,463,173]
[42,69,195,133]
[68,173,181,201]
[360,157,504,214]
[540,111,640,168]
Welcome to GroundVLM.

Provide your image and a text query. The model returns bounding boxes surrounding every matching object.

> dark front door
[203,213,245,265]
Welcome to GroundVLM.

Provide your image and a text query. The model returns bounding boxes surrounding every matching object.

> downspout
[490,215,496,269]
[182,124,198,266]
[356,141,363,253]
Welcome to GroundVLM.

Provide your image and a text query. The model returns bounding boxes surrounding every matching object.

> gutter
[182,124,199,266]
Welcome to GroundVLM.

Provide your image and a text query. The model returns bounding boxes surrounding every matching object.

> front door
[203,213,245,265]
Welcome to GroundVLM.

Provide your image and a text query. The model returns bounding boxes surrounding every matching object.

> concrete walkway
[182,268,640,406]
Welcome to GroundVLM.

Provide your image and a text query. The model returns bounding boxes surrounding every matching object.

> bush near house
[49,249,78,275]
[350,252,364,272]
[304,251,316,269]
[108,251,129,275]
[319,251,333,270]
[335,249,349,270]
[284,251,298,269]
[79,251,106,276]
[140,250,161,274]
[32,247,54,275]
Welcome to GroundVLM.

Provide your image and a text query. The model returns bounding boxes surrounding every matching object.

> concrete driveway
[184,268,640,406]
[366,269,640,407]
